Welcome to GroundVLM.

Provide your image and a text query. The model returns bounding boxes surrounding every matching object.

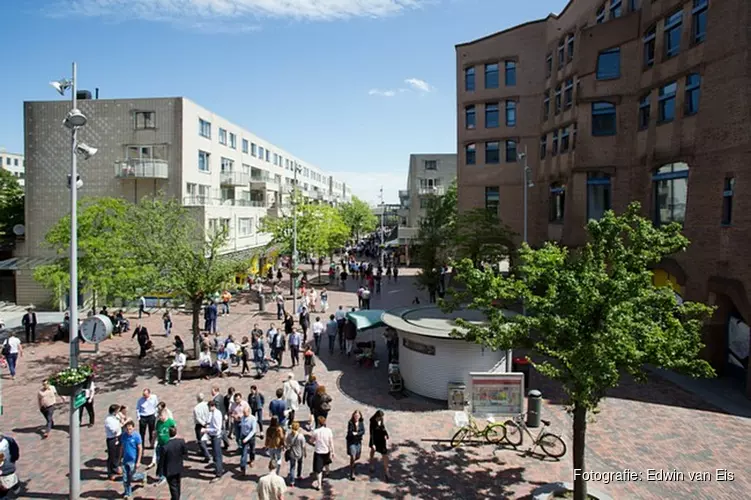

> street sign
[73,391,87,410]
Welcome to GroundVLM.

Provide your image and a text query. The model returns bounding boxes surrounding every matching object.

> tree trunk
[573,404,588,500]
[191,296,202,359]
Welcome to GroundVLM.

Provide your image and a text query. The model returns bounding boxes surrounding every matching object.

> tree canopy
[453,208,516,267]
[414,181,458,290]
[338,196,377,241]
[444,202,714,500]
[0,169,24,240]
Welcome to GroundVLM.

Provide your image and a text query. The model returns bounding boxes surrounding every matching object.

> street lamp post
[379,186,385,269]
[514,146,533,373]
[291,165,301,315]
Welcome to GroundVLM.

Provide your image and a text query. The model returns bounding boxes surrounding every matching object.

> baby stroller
[388,363,404,394]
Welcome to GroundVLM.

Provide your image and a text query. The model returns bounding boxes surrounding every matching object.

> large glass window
[664,11,683,59]
[505,140,517,162]
[485,103,499,128]
[653,162,689,225]
[465,105,476,129]
[685,73,701,116]
[465,143,476,165]
[549,183,565,223]
[485,187,500,213]
[587,172,612,220]
[722,177,735,225]
[591,102,617,136]
[485,141,500,164]
[658,82,677,123]
[505,100,517,126]
[505,61,517,86]
[643,26,656,68]
[596,48,621,80]
[638,94,651,129]
[692,0,708,44]
[465,66,475,91]
[485,63,499,89]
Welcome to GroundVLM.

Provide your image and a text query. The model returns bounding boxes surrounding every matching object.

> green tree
[338,196,377,241]
[443,203,714,500]
[0,169,24,239]
[453,208,516,268]
[34,197,143,307]
[415,181,457,290]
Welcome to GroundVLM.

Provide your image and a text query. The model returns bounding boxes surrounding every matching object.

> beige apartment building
[456,0,751,395]
[13,96,351,306]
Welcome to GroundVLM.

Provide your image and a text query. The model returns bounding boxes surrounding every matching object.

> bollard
[526,389,542,428]
[259,293,266,312]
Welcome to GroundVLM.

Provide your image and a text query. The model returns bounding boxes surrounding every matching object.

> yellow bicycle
[451,408,507,448]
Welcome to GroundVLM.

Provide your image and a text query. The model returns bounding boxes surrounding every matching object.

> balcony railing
[220,171,250,186]
[115,159,169,179]
[250,175,281,190]
[183,197,265,208]
[418,186,445,196]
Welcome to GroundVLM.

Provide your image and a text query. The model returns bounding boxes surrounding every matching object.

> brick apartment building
[455,0,751,395]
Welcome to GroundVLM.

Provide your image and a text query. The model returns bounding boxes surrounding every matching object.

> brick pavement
[1,266,750,499]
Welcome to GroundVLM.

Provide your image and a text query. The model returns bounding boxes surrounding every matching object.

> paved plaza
[1,267,750,499]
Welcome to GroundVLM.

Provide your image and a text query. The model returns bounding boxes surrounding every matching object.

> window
[485,103,499,128]
[259,146,265,159]
[552,130,559,156]
[485,187,500,213]
[564,79,574,109]
[242,139,249,153]
[485,63,499,89]
[135,111,155,129]
[638,93,651,129]
[653,162,689,225]
[558,39,565,67]
[549,183,565,223]
[554,85,562,115]
[596,48,621,80]
[229,133,237,149]
[591,102,617,136]
[465,66,475,91]
[505,61,516,86]
[198,150,210,172]
[685,73,701,116]
[692,0,708,44]
[629,0,639,11]
[199,118,211,138]
[424,160,438,170]
[561,127,570,153]
[238,218,253,236]
[664,11,683,59]
[220,157,234,172]
[567,34,575,61]
[643,26,656,68]
[265,150,270,162]
[218,128,227,145]
[658,82,677,123]
[721,177,734,225]
[466,143,477,165]
[13,159,18,166]
[485,141,500,164]
[505,140,517,162]
[596,4,606,23]
[587,172,612,220]
[543,90,550,120]
[610,0,622,19]
[506,100,517,126]
[540,135,548,159]
[465,105,476,129]
[546,54,553,78]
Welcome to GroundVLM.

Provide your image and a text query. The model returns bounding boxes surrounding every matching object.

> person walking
[132,324,151,359]
[248,386,265,436]
[256,458,287,500]
[288,329,302,367]
[345,318,357,356]
[311,316,324,354]
[268,388,288,428]
[282,373,302,424]
[152,406,176,486]
[0,432,20,497]
[192,394,212,463]
[37,379,59,439]
[393,265,399,283]
[158,426,186,500]
[320,288,329,313]
[120,420,146,499]
[335,306,347,353]
[229,392,250,452]
[303,375,319,429]
[303,344,316,379]
[275,292,285,321]
[239,336,252,377]
[206,301,219,334]
[104,404,123,481]
[22,307,37,343]
[221,290,232,315]
[311,386,332,428]
[238,406,258,475]
[79,376,96,426]
[326,314,338,355]
[138,296,151,319]
[202,400,225,481]
[264,416,285,474]
[284,421,306,487]
[298,306,310,344]
[2,331,22,380]
[361,287,371,309]
[162,310,173,337]
[310,416,335,491]
[136,388,158,449]
[369,410,391,482]
[346,410,366,480]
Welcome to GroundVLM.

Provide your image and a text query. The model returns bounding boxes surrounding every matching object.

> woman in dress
[346,410,365,480]
[369,410,391,481]
[310,416,335,491]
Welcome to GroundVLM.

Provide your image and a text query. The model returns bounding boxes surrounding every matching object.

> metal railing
[418,186,445,196]
[220,171,250,186]
[115,159,169,179]
[183,197,265,208]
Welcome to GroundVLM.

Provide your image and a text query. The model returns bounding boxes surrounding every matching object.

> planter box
[55,383,85,397]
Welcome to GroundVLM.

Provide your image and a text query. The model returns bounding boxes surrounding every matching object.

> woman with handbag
[284,421,306,487]
[264,416,285,475]
[346,410,365,480]
[37,380,60,439]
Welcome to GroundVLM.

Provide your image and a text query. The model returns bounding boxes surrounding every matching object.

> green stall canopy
[346,310,387,331]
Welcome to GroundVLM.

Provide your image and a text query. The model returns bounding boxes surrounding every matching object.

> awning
[0,256,58,271]
[346,309,386,331]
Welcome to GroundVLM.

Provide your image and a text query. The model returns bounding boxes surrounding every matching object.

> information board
[469,372,524,417]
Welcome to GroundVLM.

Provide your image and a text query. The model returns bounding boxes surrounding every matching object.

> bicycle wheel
[503,420,523,446]
[539,433,567,458]
[451,427,471,448]
[484,423,507,444]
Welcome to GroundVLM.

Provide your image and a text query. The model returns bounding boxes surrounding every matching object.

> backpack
[2,340,10,357]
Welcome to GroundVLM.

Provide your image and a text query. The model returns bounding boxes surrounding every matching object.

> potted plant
[48,365,93,396]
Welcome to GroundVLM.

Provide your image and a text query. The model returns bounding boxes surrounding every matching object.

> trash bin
[527,389,542,428]
[513,357,530,389]
[258,292,266,312]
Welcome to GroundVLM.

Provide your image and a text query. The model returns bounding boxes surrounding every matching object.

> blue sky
[0,0,566,204]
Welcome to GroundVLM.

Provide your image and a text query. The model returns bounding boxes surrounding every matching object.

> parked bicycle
[503,412,567,458]
[451,405,507,448]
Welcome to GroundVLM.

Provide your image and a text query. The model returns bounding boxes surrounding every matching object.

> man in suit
[22,306,37,343]
[158,426,186,500]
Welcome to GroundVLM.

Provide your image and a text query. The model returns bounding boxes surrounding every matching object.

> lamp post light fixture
[50,62,97,500]
[291,164,302,316]
[513,146,533,373]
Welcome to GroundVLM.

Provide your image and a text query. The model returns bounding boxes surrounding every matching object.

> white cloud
[55,0,426,22]
[404,77,432,92]
[368,89,397,97]
[329,171,404,205]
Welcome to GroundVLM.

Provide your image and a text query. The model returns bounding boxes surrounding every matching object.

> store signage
[402,337,435,356]
[469,372,524,417]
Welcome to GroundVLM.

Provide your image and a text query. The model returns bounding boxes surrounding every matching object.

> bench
[159,358,211,381]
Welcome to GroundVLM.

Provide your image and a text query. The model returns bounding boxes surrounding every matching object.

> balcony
[220,170,249,186]
[250,174,280,191]
[418,186,445,196]
[183,197,264,208]
[115,159,169,179]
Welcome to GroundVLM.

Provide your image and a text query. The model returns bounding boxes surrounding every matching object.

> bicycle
[502,412,567,458]
[451,406,507,448]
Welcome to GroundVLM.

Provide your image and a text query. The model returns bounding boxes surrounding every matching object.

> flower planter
[55,382,86,397]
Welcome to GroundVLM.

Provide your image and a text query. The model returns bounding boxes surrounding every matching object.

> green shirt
[156,417,176,446]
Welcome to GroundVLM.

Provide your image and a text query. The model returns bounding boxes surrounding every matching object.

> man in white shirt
[192,394,212,463]
[104,404,123,480]
[311,316,325,354]
[165,350,187,385]
[202,400,224,480]
[225,337,239,366]
[361,288,371,309]
[136,388,158,449]
[2,332,23,380]
[257,458,287,500]
[282,373,302,425]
